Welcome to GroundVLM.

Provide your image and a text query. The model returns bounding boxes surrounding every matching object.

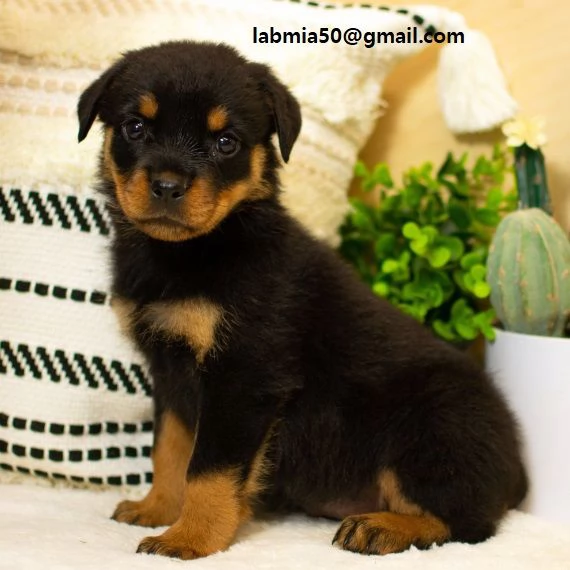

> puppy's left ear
[249,63,302,163]
[77,61,125,142]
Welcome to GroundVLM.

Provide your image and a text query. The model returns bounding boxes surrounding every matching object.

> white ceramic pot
[485,328,570,523]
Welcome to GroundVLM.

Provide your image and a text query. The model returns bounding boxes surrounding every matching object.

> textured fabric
[1,483,570,570]
[0,0,471,487]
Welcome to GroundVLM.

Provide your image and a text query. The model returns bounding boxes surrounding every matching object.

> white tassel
[437,12,518,134]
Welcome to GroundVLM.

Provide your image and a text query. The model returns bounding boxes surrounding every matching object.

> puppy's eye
[121,120,145,141]
[216,134,239,156]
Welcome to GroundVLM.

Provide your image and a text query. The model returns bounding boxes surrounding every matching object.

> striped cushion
[0,185,153,486]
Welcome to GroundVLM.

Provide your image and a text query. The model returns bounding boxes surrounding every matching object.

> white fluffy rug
[1,483,570,570]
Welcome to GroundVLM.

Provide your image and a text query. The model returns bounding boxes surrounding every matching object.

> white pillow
[0,0,505,487]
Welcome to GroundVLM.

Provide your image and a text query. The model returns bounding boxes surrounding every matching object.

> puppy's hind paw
[333,515,385,555]
[333,512,450,556]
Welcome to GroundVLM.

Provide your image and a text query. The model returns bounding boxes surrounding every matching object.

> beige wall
[335,0,570,231]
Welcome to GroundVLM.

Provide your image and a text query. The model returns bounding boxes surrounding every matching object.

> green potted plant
[485,116,570,523]
[339,145,516,346]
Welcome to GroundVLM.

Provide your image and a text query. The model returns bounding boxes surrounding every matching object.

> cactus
[514,144,551,213]
[487,208,570,337]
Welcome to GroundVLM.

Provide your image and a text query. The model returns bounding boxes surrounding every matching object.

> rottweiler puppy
[77,41,527,560]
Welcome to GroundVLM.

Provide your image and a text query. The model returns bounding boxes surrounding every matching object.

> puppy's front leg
[137,390,279,560]
[112,409,194,527]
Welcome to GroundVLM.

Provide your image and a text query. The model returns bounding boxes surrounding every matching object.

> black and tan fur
[77,41,527,560]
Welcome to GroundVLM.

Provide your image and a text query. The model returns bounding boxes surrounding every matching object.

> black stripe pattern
[0,341,152,396]
[0,186,111,235]
[0,413,153,436]
[0,439,151,462]
[289,1,439,33]
[0,462,152,487]
[0,277,108,305]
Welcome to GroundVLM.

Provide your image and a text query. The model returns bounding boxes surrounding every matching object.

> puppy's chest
[112,295,225,364]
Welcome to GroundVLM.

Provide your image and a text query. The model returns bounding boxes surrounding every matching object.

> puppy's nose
[151,178,186,202]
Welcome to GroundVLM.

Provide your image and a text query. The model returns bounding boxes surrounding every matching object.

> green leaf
[436,152,455,178]
[445,179,470,198]
[469,264,487,282]
[423,194,447,225]
[486,187,504,209]
[383,195,402,212]
[403,184,424,209]
[410,237,428,256]
[473,155,493,178]
[373,282,390,297]
[474,208,501,227]
[351,209,374,232]
[438,236,464,261]
[362,179,377,192]
[372,163,394,188]
[427,246,451,268]
[354,161,369,179]
[392,264,411,283]
[349,200,375,232]
[448,201,472,229]
[502,188,518,211]
[398,302,429,322]
[450,299,479,340]
[374,233,396,257]
[453,269,466,291]
[422,226,439,241]
[428,270,455,300]
[433,319,457,342]
[399,250,411,265]
[463,272,475,292]
[381,259,400,274]
[402,222,421,239]
[451,298,470,320]
[460,251,485,270]
[473,281,491,298]
[416,268,436,287]
[480,325,496,341]
[401,282,423,301]
[438,152,470,197]
[425,283,445,308]
[455,321,479,340]
[473,309,497,340]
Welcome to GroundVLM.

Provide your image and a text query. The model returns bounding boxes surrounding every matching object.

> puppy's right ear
[77,62,124,142]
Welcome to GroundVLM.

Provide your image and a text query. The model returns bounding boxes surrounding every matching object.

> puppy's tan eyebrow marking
[207,106,229,132]
[139,93,158,119]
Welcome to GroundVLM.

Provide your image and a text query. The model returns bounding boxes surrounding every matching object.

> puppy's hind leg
[112,410,194,527]
[332,469,450,555]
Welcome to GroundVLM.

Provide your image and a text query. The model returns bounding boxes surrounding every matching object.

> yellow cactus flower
[501,116,547,149]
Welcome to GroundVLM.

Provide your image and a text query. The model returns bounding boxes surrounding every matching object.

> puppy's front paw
[137,527,202,560]
[136,511,236,560]
[112,497,180,528]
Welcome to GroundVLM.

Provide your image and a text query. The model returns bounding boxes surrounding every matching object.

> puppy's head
[78,41,301,242]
